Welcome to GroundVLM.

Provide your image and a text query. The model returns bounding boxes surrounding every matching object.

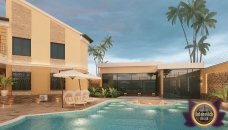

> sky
[0,0,227,74]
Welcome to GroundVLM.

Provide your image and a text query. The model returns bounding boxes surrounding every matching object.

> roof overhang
[99,62,161,68]
[81,34,93,43]
[157,63,204,69]
[0,17,10,27]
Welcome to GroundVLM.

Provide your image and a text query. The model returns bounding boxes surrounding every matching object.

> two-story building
[0,0,93,95]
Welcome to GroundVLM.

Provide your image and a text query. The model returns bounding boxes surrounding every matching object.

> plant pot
[221,102,228,110]
[1,90,8,96]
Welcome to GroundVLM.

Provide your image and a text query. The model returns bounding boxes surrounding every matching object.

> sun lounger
[81,90,95,103]
[74,96,87,106]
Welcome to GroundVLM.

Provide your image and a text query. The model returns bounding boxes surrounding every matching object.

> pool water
[0,100,228,130]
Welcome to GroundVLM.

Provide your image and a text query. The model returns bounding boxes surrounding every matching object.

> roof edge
[81,34,93,43]
[0,16,9,21]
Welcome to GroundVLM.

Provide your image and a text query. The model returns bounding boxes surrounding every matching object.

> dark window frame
[12,72,31,91]
[51,42,65,59]
[50,73,65,90]
[12,37,31,56]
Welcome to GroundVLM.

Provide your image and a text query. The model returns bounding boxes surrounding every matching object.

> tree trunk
[179,19,192,63]
[200,53,202,63]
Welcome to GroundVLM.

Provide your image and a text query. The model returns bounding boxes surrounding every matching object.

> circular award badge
[191,102,217,127]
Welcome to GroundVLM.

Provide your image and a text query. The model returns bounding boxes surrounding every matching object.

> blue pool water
[0,100,228,130]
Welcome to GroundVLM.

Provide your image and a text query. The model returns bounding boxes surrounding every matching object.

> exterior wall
[0,26,7,57]
[2,0,91,95]
[11,1,31,39]
[200,62,228,97]
[31,9,50,64]
[31,67,50,94]
[66,78,88,91]
[100,66,157,74]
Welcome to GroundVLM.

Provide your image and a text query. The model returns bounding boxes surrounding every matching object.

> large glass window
[51,43,65,59]
[163,69,200,99]
[12,72,31,90]
[50,73,65,90]
[102,73,157,94]
[12,37,31,56]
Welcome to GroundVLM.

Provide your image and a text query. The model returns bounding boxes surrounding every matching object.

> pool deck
[0,98,107,123]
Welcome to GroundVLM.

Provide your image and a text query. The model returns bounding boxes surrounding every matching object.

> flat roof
[99,62,204,69]
[99,62,162,67]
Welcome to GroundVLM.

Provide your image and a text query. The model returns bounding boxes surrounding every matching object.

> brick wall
[207,71,228,93]
[12,1,31,39]
[0,26,7,55]
[200,62,228,98]
[50,21,65,43]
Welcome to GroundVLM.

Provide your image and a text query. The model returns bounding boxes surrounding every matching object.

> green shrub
[210,84,228,102]
[108,88,120,98]
[88,85,121,98]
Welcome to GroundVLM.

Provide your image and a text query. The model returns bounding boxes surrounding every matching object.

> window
[12,37,31,56]
[12,72,31,90]
[51,43,65,59]
[50,73,65,90]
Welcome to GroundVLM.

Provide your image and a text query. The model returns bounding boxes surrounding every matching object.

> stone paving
[0,98,107,123]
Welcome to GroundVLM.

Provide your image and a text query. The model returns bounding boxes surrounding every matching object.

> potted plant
[0,75,14,96]
[210,84,228,109]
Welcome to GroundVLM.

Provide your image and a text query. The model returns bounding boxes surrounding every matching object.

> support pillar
[159,69,164,98]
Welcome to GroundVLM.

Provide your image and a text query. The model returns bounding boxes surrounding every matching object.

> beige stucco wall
[31,67,50,94]
[31,9,50,64]
[200,62,228,95]
[66,78,88,91]
[2,0,90,95]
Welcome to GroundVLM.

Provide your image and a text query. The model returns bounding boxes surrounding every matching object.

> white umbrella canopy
[53,70,84,78]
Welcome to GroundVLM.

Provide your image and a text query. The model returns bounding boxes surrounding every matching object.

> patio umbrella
[53,70,101,108]
[53,70,86,108]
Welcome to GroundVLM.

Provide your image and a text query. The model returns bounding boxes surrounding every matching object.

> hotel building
[0,0,93,95]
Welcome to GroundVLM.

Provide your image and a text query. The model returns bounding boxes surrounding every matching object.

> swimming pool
[0,100,227,130]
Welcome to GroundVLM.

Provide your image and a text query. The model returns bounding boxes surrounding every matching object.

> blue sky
[0,0,228,74]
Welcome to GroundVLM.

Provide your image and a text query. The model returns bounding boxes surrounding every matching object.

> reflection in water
[168,109,179,112]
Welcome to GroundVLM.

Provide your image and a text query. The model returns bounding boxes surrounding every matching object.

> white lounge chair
[64,96,76,107]
[74,96,87,106]
[81,90,95,103]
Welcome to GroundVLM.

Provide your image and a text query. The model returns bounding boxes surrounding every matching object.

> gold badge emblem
[191,102,217,127]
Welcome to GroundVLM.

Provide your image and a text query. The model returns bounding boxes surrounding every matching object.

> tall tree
[89,36,113,76]
[167,5,192,62]
[167,0,217,63]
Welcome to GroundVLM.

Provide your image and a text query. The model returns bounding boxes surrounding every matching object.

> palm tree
[185,36,210,62]
[89,36,113,75]
[192,11,217,36]
[167,0,216,63]
[198,36,210,62]
[167,5,192,63]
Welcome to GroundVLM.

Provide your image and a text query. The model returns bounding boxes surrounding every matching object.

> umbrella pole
[61,78,63,108]
[79,79,82,91]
